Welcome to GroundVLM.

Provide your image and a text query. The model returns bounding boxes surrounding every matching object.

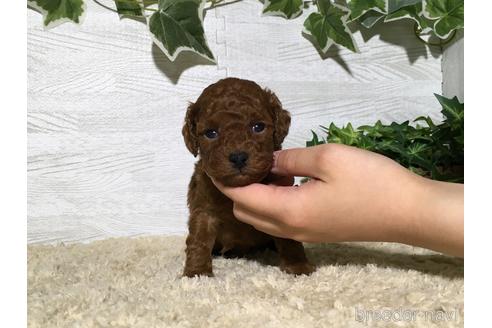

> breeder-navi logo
[354,307,459,324]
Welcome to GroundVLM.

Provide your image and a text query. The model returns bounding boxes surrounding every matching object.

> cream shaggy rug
[28,236,463,327]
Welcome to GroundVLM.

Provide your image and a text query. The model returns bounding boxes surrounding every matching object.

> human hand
[212,144,463,257]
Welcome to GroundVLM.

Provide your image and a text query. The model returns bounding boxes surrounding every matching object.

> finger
[212,178,299,219]
[272,145,329,178]
[233,204,292,239]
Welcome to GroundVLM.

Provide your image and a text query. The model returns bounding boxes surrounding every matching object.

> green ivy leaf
[385,3,431,32]
[303,0,358,53]
[148,0,215,62]
[306,131,325,147]
[328,123,360,145]
[377,140,406,155]
[405,144,433,170]
[423,0,464,38]
[387,0,421,14]
[262,0,303,19]
[357,10,385,28]
[407,142,430,159]
[357,135,377,150]
[359,124,381,138]
[414,115,436,129]
[434,94,464,125]
[114,0,143,16]
[327,123,343,144]
[348,0,385,21]
[28,0,85,28]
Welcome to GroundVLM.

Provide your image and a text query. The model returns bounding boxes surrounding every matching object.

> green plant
[306,94,464,182]
[28,0,464,64]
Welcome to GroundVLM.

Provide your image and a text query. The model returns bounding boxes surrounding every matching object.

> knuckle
[318,143,345,167]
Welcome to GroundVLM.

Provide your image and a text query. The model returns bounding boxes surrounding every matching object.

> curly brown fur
[182,77,314,277]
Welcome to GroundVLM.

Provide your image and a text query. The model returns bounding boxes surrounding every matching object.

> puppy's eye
[204,129,219,139]
[252,122,265,133]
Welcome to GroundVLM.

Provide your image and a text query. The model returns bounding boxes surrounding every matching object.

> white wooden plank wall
[28,0,444,244]
[442,30,464,101]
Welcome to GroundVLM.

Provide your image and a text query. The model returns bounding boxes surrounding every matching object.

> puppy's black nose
[229,151,248,169]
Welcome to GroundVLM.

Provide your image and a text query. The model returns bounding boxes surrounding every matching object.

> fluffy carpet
[28,236,463,327]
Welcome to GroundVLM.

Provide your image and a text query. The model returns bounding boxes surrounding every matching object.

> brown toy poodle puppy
[182,77,315,277]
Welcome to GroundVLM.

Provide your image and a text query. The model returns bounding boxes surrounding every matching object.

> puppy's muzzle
[229,151,248,170]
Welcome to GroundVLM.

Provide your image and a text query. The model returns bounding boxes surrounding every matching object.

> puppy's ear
[182,102,200,157]
[265,90,291,149]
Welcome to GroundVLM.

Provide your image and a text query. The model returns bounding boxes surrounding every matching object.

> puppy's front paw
[183,267,214,278]
[281,262,315,276]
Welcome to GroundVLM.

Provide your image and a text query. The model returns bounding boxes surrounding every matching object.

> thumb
[272,146,327,179]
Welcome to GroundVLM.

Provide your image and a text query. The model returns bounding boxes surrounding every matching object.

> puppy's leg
[274,238,315,275]
[183,212,218,277]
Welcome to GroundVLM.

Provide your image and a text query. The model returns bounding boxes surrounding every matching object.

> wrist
[393,175,464,256]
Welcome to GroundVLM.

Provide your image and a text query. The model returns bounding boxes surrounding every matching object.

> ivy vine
[28,0,464,64]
